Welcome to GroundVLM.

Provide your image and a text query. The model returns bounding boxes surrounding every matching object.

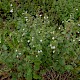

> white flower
[73,39,75,42]
[32,37,34,39]
[23,28,25,31]
[39,14,42,17]
[27,40,30,43]
[18,53,21,55]
[32,37,34,41]
[78,24,80,26]
[36,55,38,57]
[22,33,25,36]
[44,16,48,19]
[47,16,48,19]
[52,37,55,40]
[24,17,28,21]
[26,18,28,21]
[15,49,18,52]
[24,17,28,19]
[77,31,79,33]
[58,27,60,29]
[16,55,18,58]
[62,21,64,23]
[40,39,42,42]
[78,39,80,41]
[51,46,55,49]
[53,50,55,53]
[25,11,27,13]
[50,31,55,34]
[44,16,46,19]
[76,9,78,10]
[10,4,13,6]
[50,44,52,47]
[38,50,42,53]
[38,31,40,33]
[40,50,42,53]
[10,9,13,12]
[22,13,25,15]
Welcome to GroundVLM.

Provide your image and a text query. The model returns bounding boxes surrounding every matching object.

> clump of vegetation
[0,0,80,80]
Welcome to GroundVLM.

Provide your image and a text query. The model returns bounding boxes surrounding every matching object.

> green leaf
[17,65,22,71]
[18,73,22,78]
[33,72,41,79]
[59,58,65,66]
[65,65,73,71]
[12,77,17,80]
[2,44,7,50]
[34,63,40,71]
[26,63,32,80]
[40,70,46,75]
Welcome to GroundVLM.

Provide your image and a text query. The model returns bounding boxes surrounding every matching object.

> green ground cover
[0,0,80,80]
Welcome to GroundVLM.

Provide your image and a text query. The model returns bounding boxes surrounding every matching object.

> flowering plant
[0,0,80,80]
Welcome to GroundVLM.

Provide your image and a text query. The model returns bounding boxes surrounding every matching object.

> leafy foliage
[0,0,80,80]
